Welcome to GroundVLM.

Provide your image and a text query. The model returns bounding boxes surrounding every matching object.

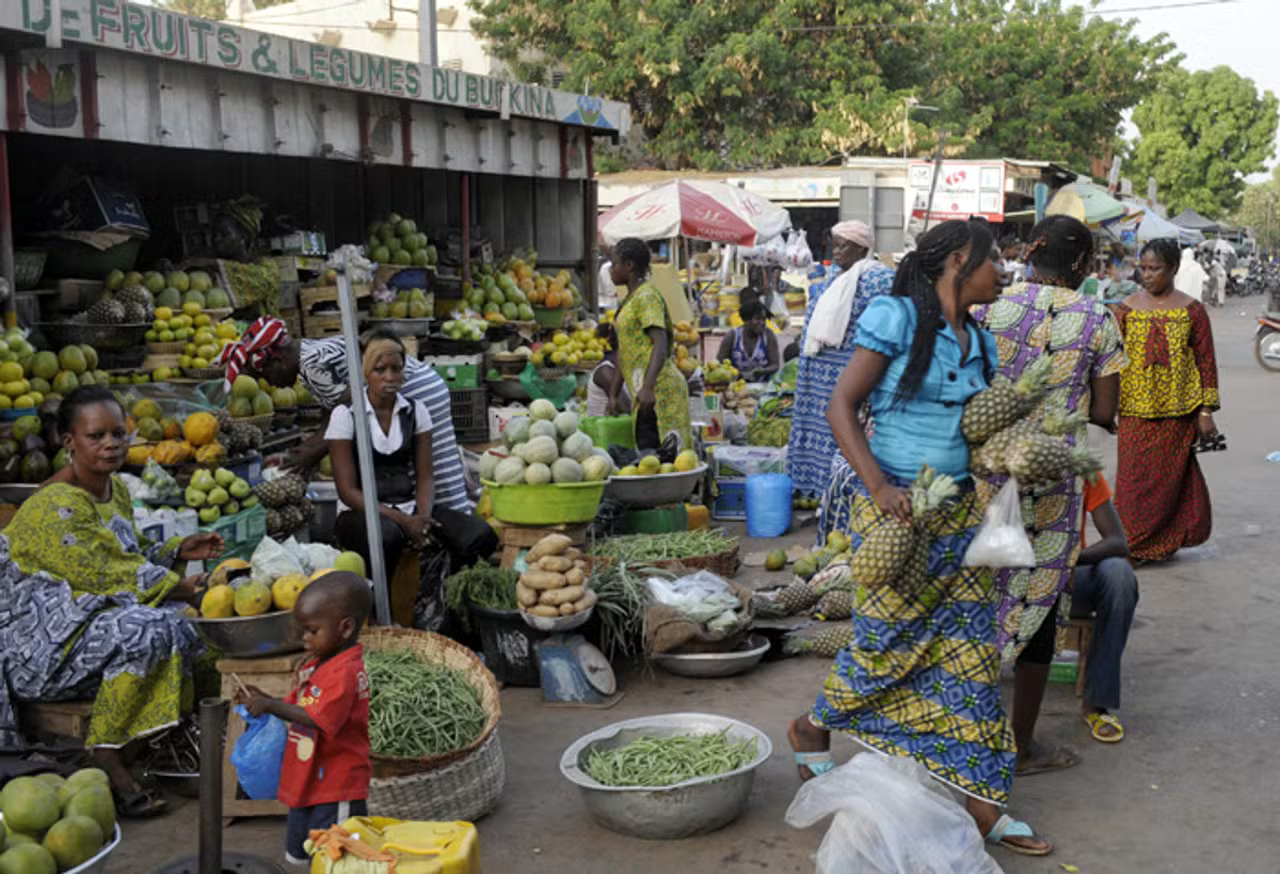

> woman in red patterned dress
[1113,238,1220,562]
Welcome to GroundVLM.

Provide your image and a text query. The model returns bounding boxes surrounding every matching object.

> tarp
[598,180,791,246]
[1171,208,1220,234]
[1117,198,1204,245]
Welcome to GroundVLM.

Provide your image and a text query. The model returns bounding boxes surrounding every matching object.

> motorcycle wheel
[1256,326,1280,372]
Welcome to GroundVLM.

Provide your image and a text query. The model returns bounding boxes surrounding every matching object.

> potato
[539,585,585,606]
[572,589,598,612]
[516,582,539,607]
[528,604,560,618]
[564,547,584,560]
[527,534,573,562]
[559,602,578,615]
[520,570,567,591]
[564,566,586,587]
[537,555,574,573]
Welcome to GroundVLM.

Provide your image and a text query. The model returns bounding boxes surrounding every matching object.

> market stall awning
[597,180,791,246]
[1171,209,1220,234]
[1121,200,1203,244]
[1046,181,1127,227]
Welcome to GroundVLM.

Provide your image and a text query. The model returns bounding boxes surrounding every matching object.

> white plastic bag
[963,477,1034,569]
[785,754,1003,874]
[250,536,305,582]
[785,230,814,271]
[645,571,739,624]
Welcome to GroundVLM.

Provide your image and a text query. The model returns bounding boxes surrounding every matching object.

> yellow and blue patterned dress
[615,282,692,449]
[0,478,202,750]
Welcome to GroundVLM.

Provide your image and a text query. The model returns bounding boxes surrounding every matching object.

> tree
[1231,167,1280,253]
[1129,66,1278,218]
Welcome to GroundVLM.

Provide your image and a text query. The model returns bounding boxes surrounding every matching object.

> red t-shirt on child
[276,644,371,808]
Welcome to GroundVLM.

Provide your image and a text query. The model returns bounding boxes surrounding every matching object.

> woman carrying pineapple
[789,219,1052,856]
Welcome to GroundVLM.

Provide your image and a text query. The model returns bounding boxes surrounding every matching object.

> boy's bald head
[297,571,372,626]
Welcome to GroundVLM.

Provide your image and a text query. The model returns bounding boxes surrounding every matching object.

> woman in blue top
[788,220,1052,857]
[716,299,779,381]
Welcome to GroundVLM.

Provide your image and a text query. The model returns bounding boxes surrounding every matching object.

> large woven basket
[368,729,505,823]
[362,627,502,777]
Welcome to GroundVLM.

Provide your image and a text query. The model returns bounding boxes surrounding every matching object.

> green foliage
[1231,168,1280,253]
[1129,66,1279,218]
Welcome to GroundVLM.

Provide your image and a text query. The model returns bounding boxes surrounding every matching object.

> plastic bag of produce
[963,477,1034,569]
[785,754,1003,874]
[230,705,286,801]
[646,571,738,624]
[251,535,305,581]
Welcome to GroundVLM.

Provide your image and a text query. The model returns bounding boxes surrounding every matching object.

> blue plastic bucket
[746,473,793,538]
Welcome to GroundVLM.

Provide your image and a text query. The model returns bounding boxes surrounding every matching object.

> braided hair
[1025,215,1094,288]
[1139,238,1181,273]
[892,219,995,404]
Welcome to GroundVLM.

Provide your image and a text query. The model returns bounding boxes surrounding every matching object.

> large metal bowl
[560,712,771,839]
[652,634,770,679]
[603,464,706,508]
[185,610,303,658]
[0,816,120,874]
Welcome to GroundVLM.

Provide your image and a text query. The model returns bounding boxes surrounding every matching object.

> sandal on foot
[787,719,834,780]
[1085,711,1125,743]
[1015,743,1082,777]
[115,787,169,819]
[985,814,1052,857]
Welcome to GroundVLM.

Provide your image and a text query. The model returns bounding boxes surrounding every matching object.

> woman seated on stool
[717,299,780,382]
[326,330,434,618]
[0,386,223,817]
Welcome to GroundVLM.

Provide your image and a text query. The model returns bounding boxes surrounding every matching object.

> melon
[503,417,531,447]
[553,410,580,438]
[581,454,613,482]
[550,457,584,484]
[478,449,505,481]
[529,420,558,442]
[560,431,594,462]
[206,287,231,308]
[529,398,557,421]
[524,462,552,485]
[155,287,182,309]
[493,456,526,484]
[522,435,559,465]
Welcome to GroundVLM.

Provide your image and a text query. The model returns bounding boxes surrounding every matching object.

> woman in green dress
[0,386,223,816]
[610,238,693,451]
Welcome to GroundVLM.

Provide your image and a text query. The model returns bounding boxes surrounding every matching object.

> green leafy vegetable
[444,560,520,628]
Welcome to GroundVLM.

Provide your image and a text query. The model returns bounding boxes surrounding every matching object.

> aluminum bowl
[185,610,303,658]
[0,816,121,874]
[560,712,771,839]
[652,634,769,679]
[603,464,706,508]
[520,605,594,632]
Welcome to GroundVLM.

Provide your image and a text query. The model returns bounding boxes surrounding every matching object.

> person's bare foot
[1015,739,1082,776]
[787,717,832,780]
[92,748,168,817]
[965,797,1052,855]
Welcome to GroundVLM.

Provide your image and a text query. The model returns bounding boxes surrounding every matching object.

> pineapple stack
[783,622,854,658]
[848,467,958,590]
[756,562,851,619]
[963,355,1102,486]
[254,473,314,538]
[71,286,154,325]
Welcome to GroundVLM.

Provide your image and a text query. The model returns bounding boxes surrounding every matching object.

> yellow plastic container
[309,817,479,874]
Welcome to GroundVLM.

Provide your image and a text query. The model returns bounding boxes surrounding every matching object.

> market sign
[909,161,1006,223]
[7,0,630,134]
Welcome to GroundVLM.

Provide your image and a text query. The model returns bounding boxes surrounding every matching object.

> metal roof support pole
[418,0,438,68]
[0,133,13,329]
[335,256,391,625]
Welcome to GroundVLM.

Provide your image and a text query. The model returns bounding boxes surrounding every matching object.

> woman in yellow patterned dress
[610,238,692,451]
[0,387,222,816]
[1113,238,1219,561]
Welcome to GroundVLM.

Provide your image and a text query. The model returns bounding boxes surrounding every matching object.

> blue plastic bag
[229,705,287,800]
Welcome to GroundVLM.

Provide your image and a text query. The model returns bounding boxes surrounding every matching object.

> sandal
[1085,711,1125,744]
[787,718,834,780]
[115,786,169,819]
[985,813,1053,857]
[1015,743,1082,777]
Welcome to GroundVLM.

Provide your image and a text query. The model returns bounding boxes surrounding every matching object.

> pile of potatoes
[516,534,597,620]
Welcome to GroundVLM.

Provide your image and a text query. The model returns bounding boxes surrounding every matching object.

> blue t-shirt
[855,296,995,482]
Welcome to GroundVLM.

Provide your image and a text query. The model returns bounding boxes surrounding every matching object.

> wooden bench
[218,653,307,821]
[21,700,94,740]
[1063,617,1094,699]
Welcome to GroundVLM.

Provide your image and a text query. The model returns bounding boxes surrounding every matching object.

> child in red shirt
[239,571,372,866]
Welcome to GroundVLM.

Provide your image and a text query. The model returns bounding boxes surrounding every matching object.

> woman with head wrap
[323,330,434,619]
[787,221,894,506]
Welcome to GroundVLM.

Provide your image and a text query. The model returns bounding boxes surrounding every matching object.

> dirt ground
[115,298,1280,873]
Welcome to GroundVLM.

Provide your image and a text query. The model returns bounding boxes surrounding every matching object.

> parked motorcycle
[1256,312,1280,372]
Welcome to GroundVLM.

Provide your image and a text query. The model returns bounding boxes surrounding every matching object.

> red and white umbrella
[598,180,790,247]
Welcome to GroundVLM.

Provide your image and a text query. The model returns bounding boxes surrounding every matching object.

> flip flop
[1085,711,1125,743]
[115,786,169,819]
[1015,743,1082,777]
[787,718,834,780]
[985,813,1053,857]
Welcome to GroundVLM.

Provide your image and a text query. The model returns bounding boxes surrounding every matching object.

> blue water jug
[746,473,793,538]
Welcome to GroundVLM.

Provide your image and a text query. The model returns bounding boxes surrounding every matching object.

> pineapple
[116,286,154,321]
[1005,432,1102,487]
[849,467,957,588]
[85,295,126,325]
[971,419,1038,476]
[961,355,1055,445]
[756,579,821,618]
[814,589,854,621]
[783,623,854,658]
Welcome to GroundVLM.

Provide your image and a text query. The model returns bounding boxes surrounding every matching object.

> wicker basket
[148,341,186,355]
[37,322,149,350]
[585,543,740,578]
[15,250,46,291]
[368,729,505,823]
[362,627,502,777]
[183,366,225,380]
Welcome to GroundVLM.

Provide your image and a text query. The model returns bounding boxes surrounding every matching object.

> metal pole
[418,0,438,67]
[922,129,949,234]
[0,133,13,330]
[336,257,391,626]
[198,697,228,874]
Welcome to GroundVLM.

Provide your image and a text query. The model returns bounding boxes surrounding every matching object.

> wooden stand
[216,653,307,821]
[498,522,589,568]
[1064,618,1095,699]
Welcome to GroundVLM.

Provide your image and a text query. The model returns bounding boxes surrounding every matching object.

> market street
[114,298,1280,873]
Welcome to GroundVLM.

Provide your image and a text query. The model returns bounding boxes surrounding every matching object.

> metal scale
[536,634,622,708]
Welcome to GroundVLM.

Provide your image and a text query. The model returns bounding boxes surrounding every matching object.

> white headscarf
[804,222,877,357]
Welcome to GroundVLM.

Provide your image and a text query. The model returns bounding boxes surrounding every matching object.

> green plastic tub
[581,415,635,450]
[481,479,606,525]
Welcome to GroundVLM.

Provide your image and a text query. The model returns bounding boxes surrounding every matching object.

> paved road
[120,298,1280,873]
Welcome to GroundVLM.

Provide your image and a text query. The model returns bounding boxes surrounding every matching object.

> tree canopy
[471,0,1174,171]
[1231,168,1280,253]
[1128,66,1278,218]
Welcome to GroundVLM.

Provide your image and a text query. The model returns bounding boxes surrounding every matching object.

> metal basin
[560,712,771,839]
[0,816,120,874]
[603,464,706,508]
[652,634,770,679]
[185,610,303,658]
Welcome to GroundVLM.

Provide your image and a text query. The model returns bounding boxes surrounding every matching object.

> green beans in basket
[366,650,488,758]
[584,729,759,787]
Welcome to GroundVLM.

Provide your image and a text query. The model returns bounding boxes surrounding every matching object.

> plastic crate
[711,477,746,521]
[425,354,482,389]
[450,387,489,444]
[201,503,267,563]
